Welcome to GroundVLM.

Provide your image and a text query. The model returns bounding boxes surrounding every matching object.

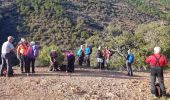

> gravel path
[0,67,170,100]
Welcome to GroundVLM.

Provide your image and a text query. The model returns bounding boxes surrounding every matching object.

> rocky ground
[0,67,170,100]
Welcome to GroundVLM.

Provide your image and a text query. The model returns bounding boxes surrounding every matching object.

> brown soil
[0,67,170,100]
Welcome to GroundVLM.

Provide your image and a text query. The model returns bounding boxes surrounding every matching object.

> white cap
[80,45,83,49]
[98,46,101,50]
[21,38,26,42]
[30,41,35,46]
[154,47,161,54]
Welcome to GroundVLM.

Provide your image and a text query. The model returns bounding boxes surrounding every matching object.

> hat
[21,38,26,42]
[30,41,35,46]
[154,47,161,54]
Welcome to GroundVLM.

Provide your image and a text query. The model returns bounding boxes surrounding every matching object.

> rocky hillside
[0,0,170,68]
[0,0,168,47]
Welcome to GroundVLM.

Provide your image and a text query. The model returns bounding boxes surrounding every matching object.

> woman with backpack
[126,49,134,76]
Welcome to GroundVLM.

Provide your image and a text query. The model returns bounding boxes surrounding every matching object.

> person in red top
[146,47,168,96]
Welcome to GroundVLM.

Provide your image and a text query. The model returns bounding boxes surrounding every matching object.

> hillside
[0,0,170,68]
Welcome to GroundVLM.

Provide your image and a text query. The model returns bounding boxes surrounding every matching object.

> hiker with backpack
[17,38,28,73]
[0,36,15,77]
[49,50,58,71]
[96,46,104,69]
[126,49,134,76]
[25,41,40,74]
[146,47,168,97]
[85,44,92,67]
[77,45,85,66]
[66,50,75,72]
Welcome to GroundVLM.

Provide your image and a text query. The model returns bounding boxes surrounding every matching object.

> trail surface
[0,67,170,100]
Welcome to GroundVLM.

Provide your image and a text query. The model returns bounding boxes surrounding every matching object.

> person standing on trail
[85,44,92,67]
[126,49,134,76]
[49,50,58,71]
[77,45,85,66]
[96,46,103,69]
[0,36,15,77]
[26,41,40,74]
[17,38,28,73]
[66,50,75,73]
[145,47,168,97]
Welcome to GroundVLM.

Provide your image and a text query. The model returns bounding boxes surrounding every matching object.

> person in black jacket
[96,46,103,69]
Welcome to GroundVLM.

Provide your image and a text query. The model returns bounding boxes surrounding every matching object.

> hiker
[77,45,85,66]
[146,47,168,97]
[0,36,15,77]
[66,50,75,72]
[126,49,134,76]
[17,38,28,73]
[85,44,92,67]
[26,41,40,74]
[96,46,104,69]
[103,46,112,69]
[49,50,58,71]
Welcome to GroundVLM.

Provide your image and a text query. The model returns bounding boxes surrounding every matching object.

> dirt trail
[0,67,170,100]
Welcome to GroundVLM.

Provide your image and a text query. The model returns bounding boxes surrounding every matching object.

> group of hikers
[0,36,169,97]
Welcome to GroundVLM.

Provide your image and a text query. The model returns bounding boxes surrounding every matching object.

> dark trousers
[126,61,133,76]
[18,55,25,73]
[27,58,35,73]
[150,67,166,95]
[67,62,74,72]
[0,53,13,76]
[78,56,84,66]
[85,55,90,67]
[25,57,30,73]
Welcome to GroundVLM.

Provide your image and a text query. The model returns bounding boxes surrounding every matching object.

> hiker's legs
[0,54,6,76]
[129,63,133,76]
[31,58,35,73]
[150,68,156,94]
[157,68,166,95]
[19,55,24,73]
[25,57,30,73]
[49,61,54,71]
[70,63,74,72]
[86,55,90,67]
[54,61,58,71]
[79,57,83,66]
[106,59,110,69]
[5,53,13,76]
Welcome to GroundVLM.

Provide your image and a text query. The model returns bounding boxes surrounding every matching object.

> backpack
[89,46,92,55]
[26,46,34,59]
[33,45,39,58]
[77,49,82,57]
[68,54,75,62]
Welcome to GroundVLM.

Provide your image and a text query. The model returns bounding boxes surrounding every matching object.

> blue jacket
[85,47,91,55]
[128,53,134,64]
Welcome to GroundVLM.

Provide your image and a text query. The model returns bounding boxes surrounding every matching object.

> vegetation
[0,0,170,70]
